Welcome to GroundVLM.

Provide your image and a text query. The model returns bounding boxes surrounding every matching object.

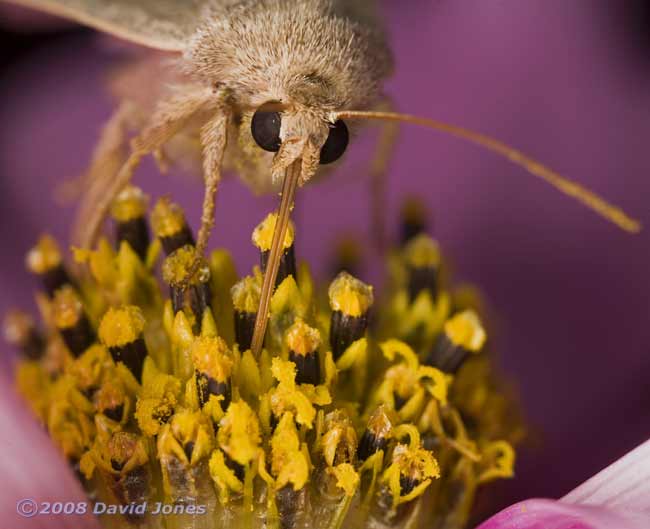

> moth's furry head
[186,0,393,112]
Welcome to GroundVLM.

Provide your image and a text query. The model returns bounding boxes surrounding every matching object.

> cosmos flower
[1,2,649,526]
[4,186,523,528]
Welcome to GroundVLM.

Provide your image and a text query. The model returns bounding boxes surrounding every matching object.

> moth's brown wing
[331,0,382,28]
[3,0,208,50]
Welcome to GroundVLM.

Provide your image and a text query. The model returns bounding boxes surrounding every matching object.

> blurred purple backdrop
[1,0,649,516]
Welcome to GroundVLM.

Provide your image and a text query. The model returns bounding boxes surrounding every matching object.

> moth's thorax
[185,0,393,112]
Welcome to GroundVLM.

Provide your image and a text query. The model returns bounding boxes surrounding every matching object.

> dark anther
[161,227,195,255]
[42,266,73,297]
[110,459,125,472]
[426,333,469,375]
[234,310,256,352]
[224,453,245,482]
[276,485,307,529]
[289,350,320,386]
[393,392,408,411]
[104,403,124,422]
[399,475,418,496]
[261,245,296,287]
[357,430,388,462]
[196,371,231,410]
[183,441,195,462]
[330,310,368,361]
[116,218,150,260]
[407,265,438,302]
[109,337,148,382]
[60,317,95,358]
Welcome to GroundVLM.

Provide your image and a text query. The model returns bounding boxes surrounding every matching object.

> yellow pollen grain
[285,319,321,356]
[231,275,261,313]
[403,234,440,269]
[151,197,188,238]
[110,185,148,222]
[98,306,146,348]
[191,336,233,382]
[162,245,209,286]
[26,234,62,274]
[251,212,295,252]
[52,286,83,329]
[444,310,486,352]
[328,271,373,317]
[218,401,261,466]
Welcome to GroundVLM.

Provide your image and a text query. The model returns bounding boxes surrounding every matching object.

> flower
[4,188,521,528]
[1,1,649,520]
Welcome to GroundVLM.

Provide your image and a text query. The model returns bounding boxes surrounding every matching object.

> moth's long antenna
[335,110,641,233]
[250,159,302,357]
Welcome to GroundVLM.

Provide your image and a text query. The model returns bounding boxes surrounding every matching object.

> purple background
[1,0,649,515]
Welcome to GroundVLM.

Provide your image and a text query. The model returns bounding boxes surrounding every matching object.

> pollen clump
[328,271,374,317]
[98,306,146,347]
[151,197,187,238]
[444,310,486,352]
[110,185,149,222]
[285,318,321,356]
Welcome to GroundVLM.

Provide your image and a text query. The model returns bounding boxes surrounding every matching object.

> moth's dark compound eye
[251,110,282,152]
[320,120,349,165]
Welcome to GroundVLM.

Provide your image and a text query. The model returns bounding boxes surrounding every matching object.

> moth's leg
[75,88,213,249]
[195,102,231,258]
[368,98,400,252]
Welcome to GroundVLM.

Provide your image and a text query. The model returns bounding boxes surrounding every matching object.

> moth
[4,0,640,355]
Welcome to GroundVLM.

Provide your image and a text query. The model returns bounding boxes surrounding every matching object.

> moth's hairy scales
[186,0,392,110]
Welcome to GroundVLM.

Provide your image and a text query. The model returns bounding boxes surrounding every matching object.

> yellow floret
[151,197,187,238]
[252,212,295,251]
[98,306,146,348]
[110,185,148,222]
[444,310,486,352]
[271,413,309,490]
[403,234,440,269]
[231,275,261,313]
[26,234,62,274]
[218,401,261,466]
[328,271,373,317]
[285,319,321,356]
[52,286,83,329]
[330,463,360,496]
[162,245,209,286]
[191,336,233,382]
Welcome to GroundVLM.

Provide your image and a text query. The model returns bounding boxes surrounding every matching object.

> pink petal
[478,439,650,529]
[0,371,100,529]
[476,499,643,529]
[563,439,650,517]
